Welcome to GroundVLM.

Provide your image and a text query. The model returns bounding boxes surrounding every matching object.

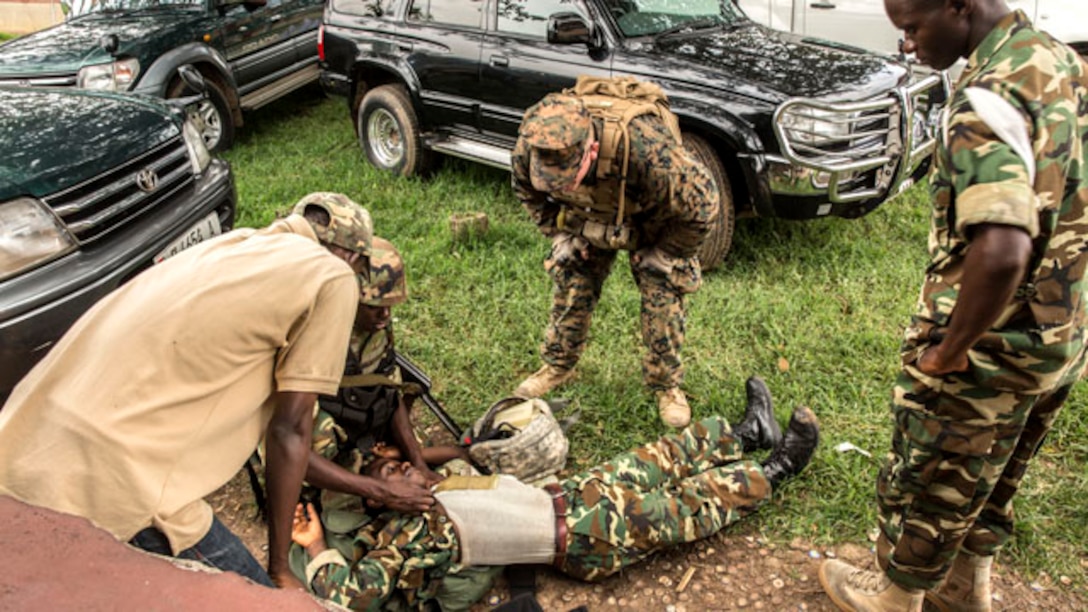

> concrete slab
[0,496,326,611]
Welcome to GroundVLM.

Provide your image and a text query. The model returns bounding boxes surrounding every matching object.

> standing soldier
[511,77,718,428]
[819,1,1088,610]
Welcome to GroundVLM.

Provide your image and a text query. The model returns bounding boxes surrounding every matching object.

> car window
[495,0,590,38]
[332,0,397,18]
[408,0,484,28]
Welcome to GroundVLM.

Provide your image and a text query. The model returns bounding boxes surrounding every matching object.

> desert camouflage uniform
[301,417,770,609]
[512,112,717,390]
[875,11,1088,591]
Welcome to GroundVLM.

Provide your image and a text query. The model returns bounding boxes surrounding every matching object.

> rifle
[395,351,467,444]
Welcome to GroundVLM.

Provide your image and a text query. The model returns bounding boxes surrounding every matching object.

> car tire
[683,132,735,271]
[357,84,433,177]
[167,75,235,153]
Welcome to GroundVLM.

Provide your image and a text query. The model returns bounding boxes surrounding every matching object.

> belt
[544,483,568,569]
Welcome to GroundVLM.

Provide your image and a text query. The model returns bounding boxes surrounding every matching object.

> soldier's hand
[291,503,327,555]
[917,344,969,376]
[551,232,590,265]
[369,480,435,513]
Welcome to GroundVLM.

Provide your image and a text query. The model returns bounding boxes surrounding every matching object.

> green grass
[224,87,1088,595]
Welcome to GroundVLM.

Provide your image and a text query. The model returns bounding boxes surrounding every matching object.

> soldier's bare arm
[918,223,1032,376]
[389,395,444,486]
[265,390,318,590]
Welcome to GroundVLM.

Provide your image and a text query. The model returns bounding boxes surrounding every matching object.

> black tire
[167,75,235,153]
[357,84,433,177]
[683,132,735,271]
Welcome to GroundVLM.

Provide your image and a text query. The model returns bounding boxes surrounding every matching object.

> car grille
[0,73,78,87]
[43,136,194,244]
[772,72,946,203]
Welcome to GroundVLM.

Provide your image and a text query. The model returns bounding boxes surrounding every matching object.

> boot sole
[923,592,990,612]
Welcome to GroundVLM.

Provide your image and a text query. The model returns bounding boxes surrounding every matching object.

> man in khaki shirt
[0,193,428,589]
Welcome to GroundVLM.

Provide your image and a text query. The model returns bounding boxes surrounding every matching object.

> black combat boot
[761,406,820,490]
[731,376,783,453]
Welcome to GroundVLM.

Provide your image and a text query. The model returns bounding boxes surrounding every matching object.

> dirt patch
[209,470,1084,611]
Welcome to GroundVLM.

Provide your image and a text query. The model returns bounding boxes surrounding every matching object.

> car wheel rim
[367,108,404,167]
[197,99,223,150]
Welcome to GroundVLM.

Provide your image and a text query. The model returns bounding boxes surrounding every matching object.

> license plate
[154,212,222,263]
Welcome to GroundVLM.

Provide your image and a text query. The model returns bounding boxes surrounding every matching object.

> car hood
[633,22,906,102]
[0,87,181,199]
[0,11,205,76]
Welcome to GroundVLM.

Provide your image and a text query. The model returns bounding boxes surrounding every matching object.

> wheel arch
[347,60,422,134]
[138,44,243,130]
[674,114,758,218]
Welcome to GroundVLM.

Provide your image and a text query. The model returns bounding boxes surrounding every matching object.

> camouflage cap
[360,236,407,307]
[292,192,373,257]
[519,94,592,193]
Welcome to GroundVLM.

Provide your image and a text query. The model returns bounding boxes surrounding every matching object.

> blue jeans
[129,515,273,587]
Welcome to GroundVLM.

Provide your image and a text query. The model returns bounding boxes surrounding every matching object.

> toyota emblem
[135,168,159,193]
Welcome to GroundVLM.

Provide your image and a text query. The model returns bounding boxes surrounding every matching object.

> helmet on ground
[468,397,569,485]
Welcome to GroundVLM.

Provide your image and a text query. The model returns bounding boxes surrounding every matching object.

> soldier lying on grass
[290,392,820,610]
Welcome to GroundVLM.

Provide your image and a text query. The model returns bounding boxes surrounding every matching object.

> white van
[737,0,1086,58]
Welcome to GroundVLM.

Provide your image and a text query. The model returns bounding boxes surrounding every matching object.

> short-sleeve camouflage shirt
[907,10,1088,392]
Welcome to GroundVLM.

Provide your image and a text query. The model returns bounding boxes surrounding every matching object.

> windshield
[67,0,203,17]
[602,0,745,38]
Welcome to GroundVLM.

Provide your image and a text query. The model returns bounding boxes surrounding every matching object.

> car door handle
[810,1,836,8]
[489,55,509,67]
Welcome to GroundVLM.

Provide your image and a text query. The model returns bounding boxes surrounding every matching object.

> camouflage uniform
[512,100,717,390]
[309,236,410,515]
[875,11,1088,590]
[299,416,770,610]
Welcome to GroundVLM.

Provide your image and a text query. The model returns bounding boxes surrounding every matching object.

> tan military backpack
[557,76,684,247]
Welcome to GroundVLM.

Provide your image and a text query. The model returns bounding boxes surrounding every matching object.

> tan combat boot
[656,387,691,428]
[819,559,924,612]
[514,365,574,398]
[925,553,993,612]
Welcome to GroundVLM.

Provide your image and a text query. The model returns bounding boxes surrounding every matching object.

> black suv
[0,0,323,152]
[319,0,945,268]
[0,84,236,402]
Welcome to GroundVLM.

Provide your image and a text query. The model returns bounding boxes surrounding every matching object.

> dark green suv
[0,85,236,402]
[0,0,323,151]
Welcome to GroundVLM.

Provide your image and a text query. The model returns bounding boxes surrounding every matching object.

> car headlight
[0,197,78,281]
[182,118,212,174]
[780,107,853,145]
[76,58,140,91]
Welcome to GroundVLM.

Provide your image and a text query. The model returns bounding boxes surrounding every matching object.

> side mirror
[548,12,593,45]
[177,64,207,95]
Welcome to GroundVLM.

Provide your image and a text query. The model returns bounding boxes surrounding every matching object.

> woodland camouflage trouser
[875,365,1072,591]
[542,243,693,390]
[557,416,771,582]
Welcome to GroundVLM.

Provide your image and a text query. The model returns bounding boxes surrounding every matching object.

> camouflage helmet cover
[519,94,592,193]
[292,192,373,257]
[360,236,407,307]
[468,397,569,486]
